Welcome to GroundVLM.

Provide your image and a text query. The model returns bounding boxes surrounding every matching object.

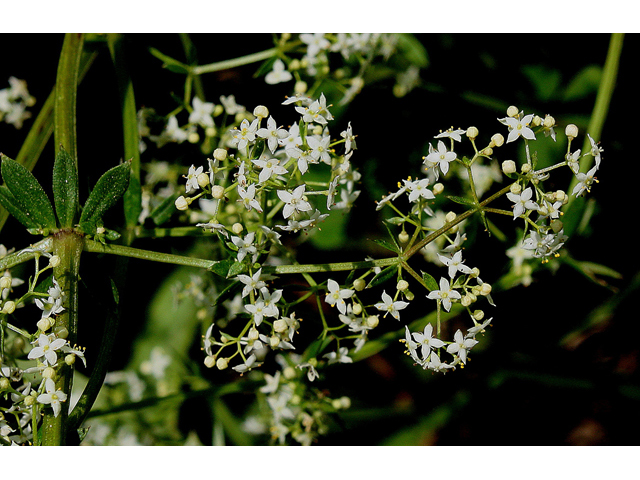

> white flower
[324,279,354,315]
[427,277,461,312]
[300,33,330,58]
[506,187,538,219]
[446,329,478,364]
[434,129,466,142]
[28,334,67,366]
[307,135,332,164]
[403,177,435,203]
[286,146,316,175]
[35,297,65,319]
[424,352,454,372]
[231,232,257,263]
[252,155,288,184]
[295,93,332,125]
[237,183,263,213]
[165,115,188,143]
[277,185,313,219]
[412,323,445,362]
[256,116,289,153]
[340,122,357,153]
[184,165,203,194]
[37,378,68,417]
[587,134,603,170]
[499,114,536,143]
[323,346,352,364]
[437,251,473,278]
[189,96,215,128]
[297,362,319,382]
[572,165,598,197]
[232,354,257,374]
[467,318,493,337]
[230,118,258,151]
[403,326,421,364]
[374,290,409,320]
[425,140,457,176]
[219,95,245,115]
[265,59,293,85]
[237,269,266,298]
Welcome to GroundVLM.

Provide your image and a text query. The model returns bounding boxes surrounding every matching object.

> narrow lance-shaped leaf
[78,161,131,235]
[0,155,57,231]
[52,146,79,229]
[0,185,39,229]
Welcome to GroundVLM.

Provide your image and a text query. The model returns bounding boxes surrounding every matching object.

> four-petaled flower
[499,114,536,143]
[506,187,538,220]
[256,116,289,153]
[437,251,473,278]
[28,333,67,366]
[324,279,354,315]
[427,277,461,312]
[37,378,68,417]
[374,290,409,320]
[412,323,446,362]
[277,185,313,219]
[446,329,478,364]
[425,140,457,176]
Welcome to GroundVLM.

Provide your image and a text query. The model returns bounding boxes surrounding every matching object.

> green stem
[191,48,277,76]
[566,33,624,204]
[54,33,84,161]
[40,230,83,446]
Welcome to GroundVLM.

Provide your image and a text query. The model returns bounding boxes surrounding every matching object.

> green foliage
[52,146,79,228]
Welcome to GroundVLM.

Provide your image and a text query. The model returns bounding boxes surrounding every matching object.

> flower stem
[191,48,277,76]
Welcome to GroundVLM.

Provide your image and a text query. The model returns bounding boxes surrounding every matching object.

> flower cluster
[0,77,35,129]
[263,34,422,105]
[0,247,86,445]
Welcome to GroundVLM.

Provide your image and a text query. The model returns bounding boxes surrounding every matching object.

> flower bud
[339,396,351,409]
[397,280,409,291]
[506,105,519,117]
[49,255,61,268]
[0,377,10,391]
[510,183,522,195]
[205,126,217,137]
[269,336,281,348]
[248,327,259,341]
[466,126,479,140]
[482,147,493,157]
[24,394,35,406]
[543,115,556,128]
[551,219,564,233]
[353,278,366,291]
[461,295,473,307]
[433,183,444,195]
[352,303,363,315]
[188,131,200,144]
[531,115,542,127]
[197,172,210,189]
[565,124,579,139]
[502,160,517,175]
[204,355,216,368]
[274,319,288,333]
[65,354,76,366]
[0,276,12,290]
[366,315,379,328]
[53,326,68,339]
[521,163,532,174]
[473,309,484,321]
[175,196,190,211]
[37,319,50,332]
[231,223,244,235]
[211,185,225,199]
[490,133,505,147]
[213,148,227,161]
[445,211,457,223]
[253,105,269,119]
[216,357,229,370]
[43,367,56,379]
[283,366,297,379]
[294,80,307,94]
[480,283,492,296]
[398,231,410,244]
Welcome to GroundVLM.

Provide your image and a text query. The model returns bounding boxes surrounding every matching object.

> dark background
[1,34,638,445]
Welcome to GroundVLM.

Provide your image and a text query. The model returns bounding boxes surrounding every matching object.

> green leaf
[149,48,190,74]
[446,195,477,208]
[0,185,39,229]
[563,65,602,102]
[0,155,56,230]
[367,265,398,289]
[371,238,400,254]
[78,161,131,234]
[396,34,429,68]
[150,192,180,226]
[421,271,439,292]
[52,146,79,228]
